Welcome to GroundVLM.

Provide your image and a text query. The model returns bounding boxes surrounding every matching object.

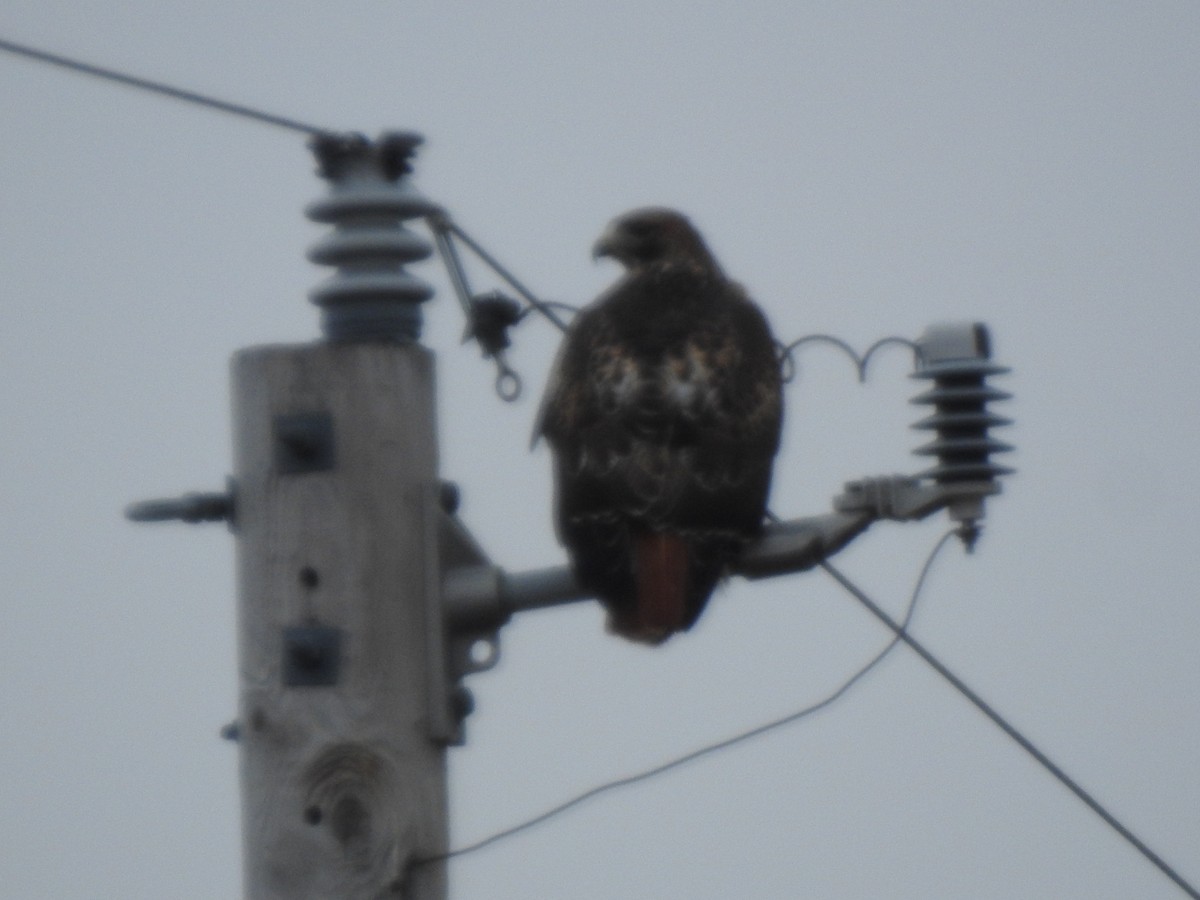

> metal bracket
[440,516,506,663]
[440,471,1007,630]
[274,412,335,474]
[282,624,343,687]
[125,489,234,524]
[432,487,511,745]
[125,476,237,528]
[834,475,999,522]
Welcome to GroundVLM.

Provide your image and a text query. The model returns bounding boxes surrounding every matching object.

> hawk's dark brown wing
[539,262,782,642]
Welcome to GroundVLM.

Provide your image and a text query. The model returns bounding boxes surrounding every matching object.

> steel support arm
[441,474,996,633]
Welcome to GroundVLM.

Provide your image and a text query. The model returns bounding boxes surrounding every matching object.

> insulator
[911,322,1014,485]
[305,132,437,342]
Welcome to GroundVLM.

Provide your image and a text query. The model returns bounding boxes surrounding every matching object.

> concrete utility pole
[230,133,449,900]
[127,131,1013,900]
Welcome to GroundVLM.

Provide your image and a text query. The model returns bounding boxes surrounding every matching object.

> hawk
[537,208,783,643]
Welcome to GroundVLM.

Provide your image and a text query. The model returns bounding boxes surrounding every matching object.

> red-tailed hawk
[537,208,783,643]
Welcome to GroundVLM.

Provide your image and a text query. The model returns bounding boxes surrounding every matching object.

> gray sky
[2,2,1198,897]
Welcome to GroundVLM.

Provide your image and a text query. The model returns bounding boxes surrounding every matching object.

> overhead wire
[413,528,961,868]
[819,558,1200,900]
[0,35,330,136]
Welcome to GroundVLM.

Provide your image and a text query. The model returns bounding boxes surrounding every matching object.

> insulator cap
[305,132,436,342]
[911,322,1014,485]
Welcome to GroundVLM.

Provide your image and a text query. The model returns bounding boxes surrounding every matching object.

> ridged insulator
[305,132,437,342]
[910,322,1014,484]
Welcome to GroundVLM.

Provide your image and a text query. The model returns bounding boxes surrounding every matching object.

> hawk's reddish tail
[633,532,690,642]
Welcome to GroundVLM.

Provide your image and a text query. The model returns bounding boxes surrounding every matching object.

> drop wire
[414,529,959,867]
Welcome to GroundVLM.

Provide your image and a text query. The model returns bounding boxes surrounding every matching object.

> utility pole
[230,132,449,900]
[126,131,1013,899]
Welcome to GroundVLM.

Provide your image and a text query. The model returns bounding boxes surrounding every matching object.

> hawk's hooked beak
[592,232,617,262]
[593,220,630,263]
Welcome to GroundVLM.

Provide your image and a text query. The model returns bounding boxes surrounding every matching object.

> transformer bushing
[306,132,437,342]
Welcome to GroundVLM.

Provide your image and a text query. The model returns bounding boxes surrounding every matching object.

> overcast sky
[2,2,1199,898]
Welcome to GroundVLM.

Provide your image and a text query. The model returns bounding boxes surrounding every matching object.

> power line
[0,35,330,136]
[414,528,959,867]
[819,558,1200,900]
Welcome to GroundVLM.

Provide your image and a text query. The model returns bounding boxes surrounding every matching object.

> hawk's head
[593,207,722,277]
